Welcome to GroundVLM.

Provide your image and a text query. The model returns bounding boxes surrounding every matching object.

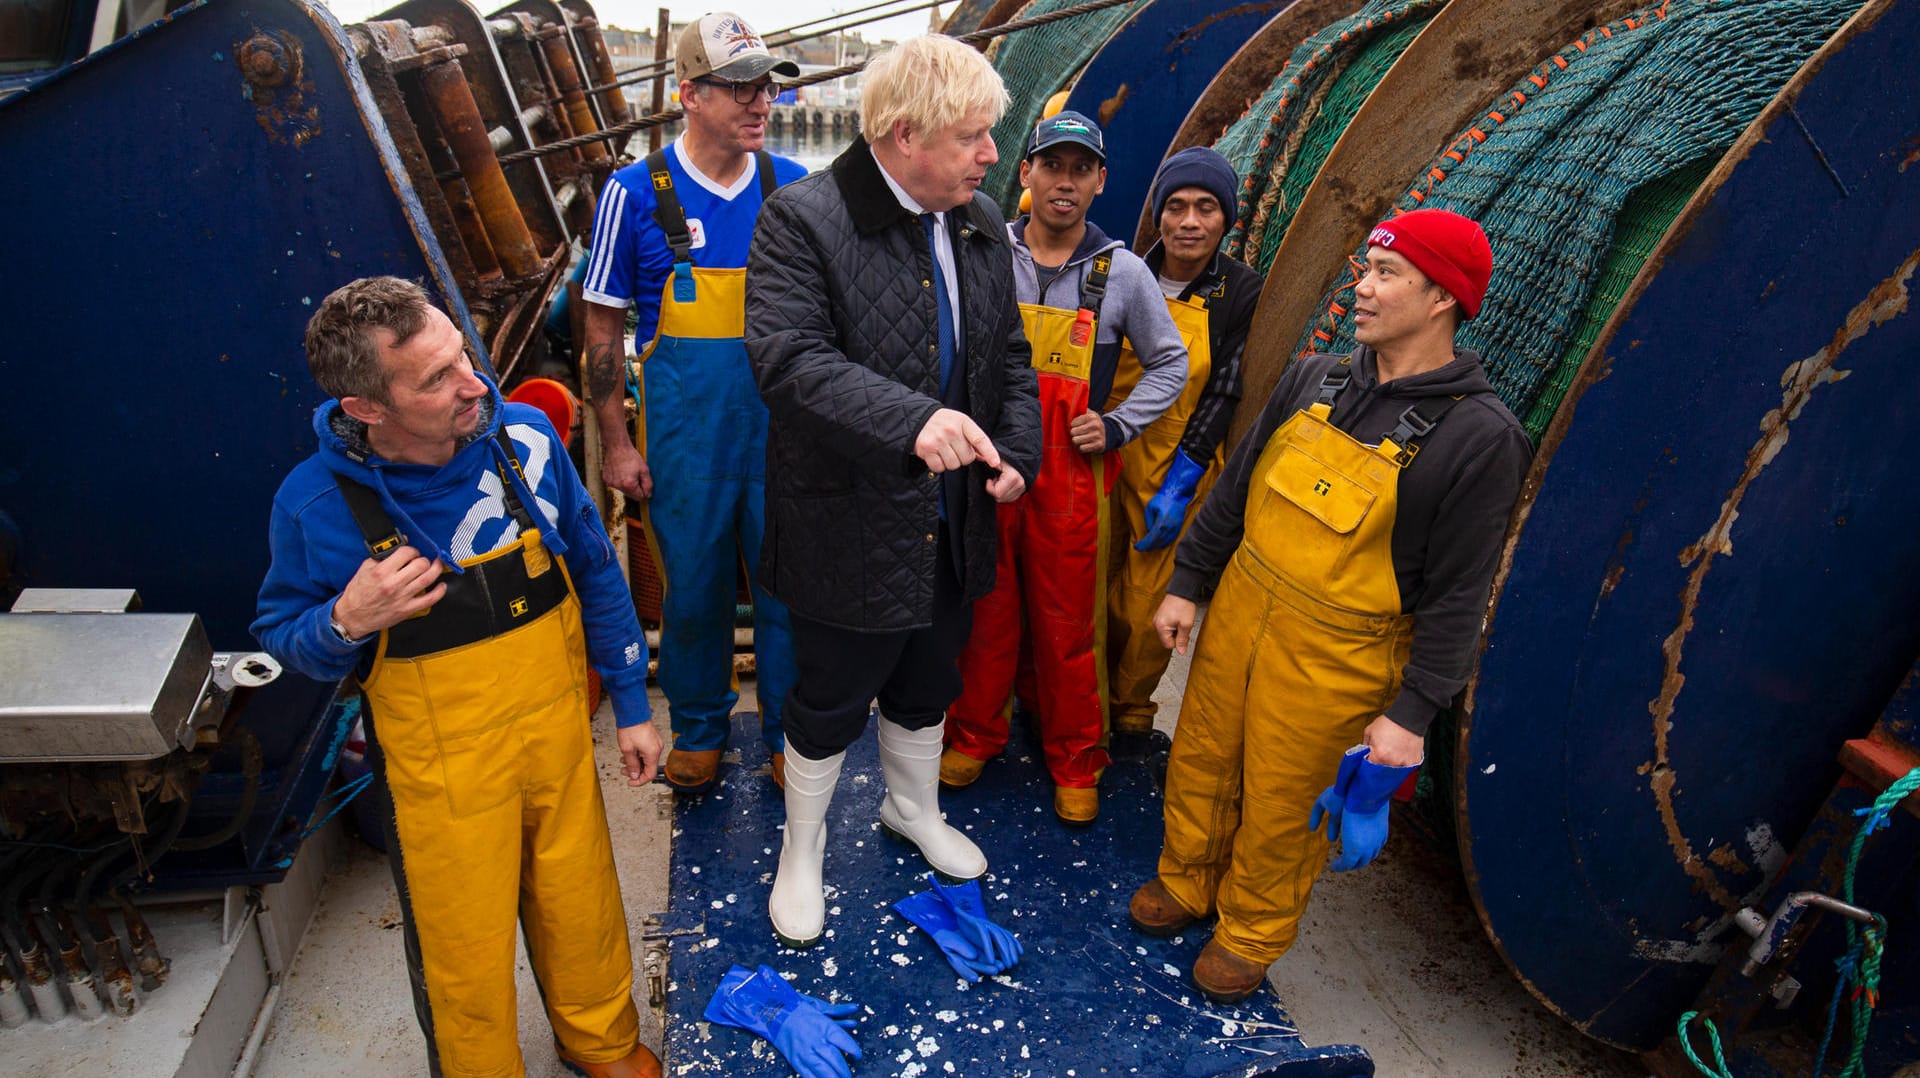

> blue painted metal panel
[0,0,483,884]
[1459,0,1920,1050]
[1067,0,1291,248]
[664,713,1374,1076]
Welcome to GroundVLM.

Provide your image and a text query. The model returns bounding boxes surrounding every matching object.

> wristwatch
[330,612,366,645]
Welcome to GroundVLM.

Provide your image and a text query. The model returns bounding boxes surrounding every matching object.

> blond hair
[860,35,1009,143]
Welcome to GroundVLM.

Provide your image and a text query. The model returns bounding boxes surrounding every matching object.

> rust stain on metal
[1097,84,1130,127]
[1175,1,1290,49]
[1646,246,1917,909]
[238,31,322,146]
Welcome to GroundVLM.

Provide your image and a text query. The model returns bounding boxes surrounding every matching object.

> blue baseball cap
[1026,110,1105,162]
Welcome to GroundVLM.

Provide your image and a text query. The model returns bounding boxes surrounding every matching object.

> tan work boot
[1192,937,1269,1004]
[1128,877,1200,937]
[663,748,722,793]
[770,751,786,791]
[1053,785,1098,827]
[938,748,985,790]
[557,1043,663,1078]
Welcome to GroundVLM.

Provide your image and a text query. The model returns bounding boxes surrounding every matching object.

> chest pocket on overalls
[1256,416,1389,596]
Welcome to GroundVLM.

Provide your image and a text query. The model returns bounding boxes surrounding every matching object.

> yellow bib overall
[356,485,638,1075]
[1157,370,1416,964]
[948,300,1117,788]
[1105,294,1219,734]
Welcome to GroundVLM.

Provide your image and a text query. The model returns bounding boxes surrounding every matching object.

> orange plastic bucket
[506,378,581,447]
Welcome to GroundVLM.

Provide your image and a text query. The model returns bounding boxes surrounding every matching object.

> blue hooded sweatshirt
[252,377,652,728]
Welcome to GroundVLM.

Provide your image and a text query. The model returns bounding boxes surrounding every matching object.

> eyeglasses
[698,77,779,104]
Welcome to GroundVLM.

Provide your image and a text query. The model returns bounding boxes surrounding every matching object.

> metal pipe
[419,59,541,278]
[116,892,167,990]
[441,177,504,279]
[537,32,607,163]
[574,24,630,133]
[172,725,261,852]
[518,104,548,131]
[0,966,28,1028]
[488,123,517,155]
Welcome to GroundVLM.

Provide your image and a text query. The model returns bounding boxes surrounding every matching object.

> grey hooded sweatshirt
[1007,217,1189,449]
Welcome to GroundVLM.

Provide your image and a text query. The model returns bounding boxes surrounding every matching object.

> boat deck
[251,633,1647,1077]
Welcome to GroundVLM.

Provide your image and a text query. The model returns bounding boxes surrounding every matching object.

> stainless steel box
[0,613,215,761]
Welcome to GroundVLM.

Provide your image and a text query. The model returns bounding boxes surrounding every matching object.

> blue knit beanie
[1150,147,1239,230]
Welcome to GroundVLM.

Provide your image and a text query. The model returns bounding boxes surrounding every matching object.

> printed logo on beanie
[1368,226,1397,248]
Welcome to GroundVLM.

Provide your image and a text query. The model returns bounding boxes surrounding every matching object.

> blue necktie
[921,213,956,396]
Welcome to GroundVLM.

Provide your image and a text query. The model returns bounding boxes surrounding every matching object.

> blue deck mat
[659,712,1375,1077]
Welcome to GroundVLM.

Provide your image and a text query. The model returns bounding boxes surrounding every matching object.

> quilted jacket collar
[835,135,1007,242]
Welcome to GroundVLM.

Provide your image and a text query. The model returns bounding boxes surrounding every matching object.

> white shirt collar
[673,135,757,200]
[871,144,936,220]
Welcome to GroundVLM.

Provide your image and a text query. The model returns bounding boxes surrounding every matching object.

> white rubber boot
[877,718,986,881]
[769,747,844,948]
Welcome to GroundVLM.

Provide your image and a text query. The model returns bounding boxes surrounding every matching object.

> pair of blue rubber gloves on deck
[1309,745,1422,871]
[1135,449,1207,551]
[893,875,1024,982]
[704,964,862,1078]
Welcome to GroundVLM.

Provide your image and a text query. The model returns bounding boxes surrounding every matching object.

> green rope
[1814,764,1919,1078]
[1676,1010,1736,1078]
[1214,0,1450,263]
[1291,0,1863,435]
[1249,14,1434,273]
[1519,154,1716,440]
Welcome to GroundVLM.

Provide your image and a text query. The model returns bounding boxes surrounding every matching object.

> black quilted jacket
[746,137,1042,631]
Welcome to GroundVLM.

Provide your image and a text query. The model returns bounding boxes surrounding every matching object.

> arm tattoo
[585,341,625,404]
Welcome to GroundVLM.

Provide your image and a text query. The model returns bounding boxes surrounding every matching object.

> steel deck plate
[662,713,1374,1076]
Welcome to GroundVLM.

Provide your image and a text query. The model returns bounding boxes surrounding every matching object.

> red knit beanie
[1365,209,1493,320]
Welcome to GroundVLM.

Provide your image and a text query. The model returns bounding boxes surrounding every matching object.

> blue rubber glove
[706,965,859,1031]
[1308,745,1369,843]
[1135,448,1207,551]
[706,965,862,1078]
[1328,751,1421,872]
[930,876,1023,972]
[894,889,1001,982]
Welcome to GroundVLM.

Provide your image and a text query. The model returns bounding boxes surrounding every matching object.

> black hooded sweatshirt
[1168,346,1531,736]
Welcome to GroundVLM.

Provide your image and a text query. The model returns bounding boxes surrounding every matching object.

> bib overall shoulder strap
[1314,357,1354,407]
[1382,393,1468,466]
[332,474,408,560]
[755,150,775,199]
[1072,251,1112,346]
[646,149,693,265]
[491,426,540,534]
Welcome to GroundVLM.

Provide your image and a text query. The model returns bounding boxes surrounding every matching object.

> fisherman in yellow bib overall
[1127,209,1531,1003]
[942,112,1189,826]
[254,278,664,1076]
[1106,147,1264,759]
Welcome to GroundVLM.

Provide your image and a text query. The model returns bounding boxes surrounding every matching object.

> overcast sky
[318,0,945,42]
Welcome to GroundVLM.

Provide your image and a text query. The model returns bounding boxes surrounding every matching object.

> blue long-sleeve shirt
[252,380,652,727]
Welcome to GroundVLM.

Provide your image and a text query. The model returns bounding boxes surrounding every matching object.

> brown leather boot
[1192,937,1269,1004]
[1128,877,1198,937]
[1053,786,1098,827]
[557,1043,662,1078]
[663,748,722,793]
[770,751,786,790]
[938,748,985,790]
